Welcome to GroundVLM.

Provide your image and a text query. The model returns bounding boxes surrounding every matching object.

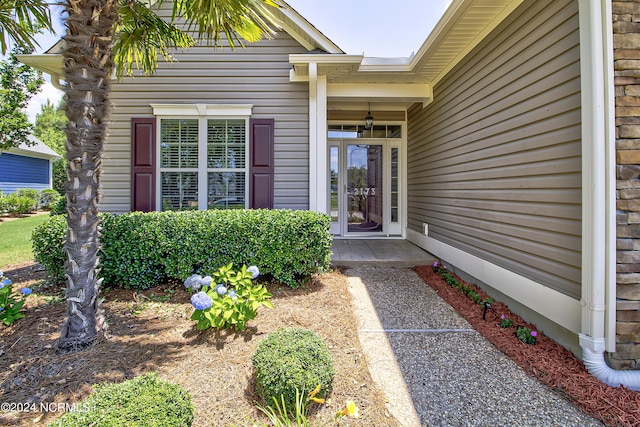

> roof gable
[17,1,343,82]
[277,1,343,54]
[7,135,61,160]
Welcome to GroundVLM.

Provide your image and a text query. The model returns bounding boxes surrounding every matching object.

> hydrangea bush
[0,270,32,326]
[185,263,273,331]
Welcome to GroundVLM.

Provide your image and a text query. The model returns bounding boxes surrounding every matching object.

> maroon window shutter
[249,118,274,209]
[131,118,157,212]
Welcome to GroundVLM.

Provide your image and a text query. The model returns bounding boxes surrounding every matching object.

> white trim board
[150,104,253,117]
[407,229,581,334]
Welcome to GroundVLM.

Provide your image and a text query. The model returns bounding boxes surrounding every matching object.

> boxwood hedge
[253,328,335,412]
[32,209,332,289]
[48,373,194,427]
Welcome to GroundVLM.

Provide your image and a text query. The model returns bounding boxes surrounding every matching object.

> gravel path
[345,267,603,427]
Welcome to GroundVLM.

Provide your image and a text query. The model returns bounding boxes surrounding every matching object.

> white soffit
[408,0,525,85]
[327,83,433,105]
[291,0,524,86]
[15,53,63,79]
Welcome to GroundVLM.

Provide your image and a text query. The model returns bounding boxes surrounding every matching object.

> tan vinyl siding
[102,31,309,212]
[407,0,581,298]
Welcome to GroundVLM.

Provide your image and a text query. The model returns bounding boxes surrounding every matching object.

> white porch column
[308,62,328,212]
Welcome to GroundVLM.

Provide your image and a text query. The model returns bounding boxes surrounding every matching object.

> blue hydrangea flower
[200,276,213,288]
[0,269,3,276]
[184,274,202,289]
[19,287,32,295]
[228,290,237,299]
[247,265,260,279]
[0,278,11,289]
[191,291,213,310]
[215,284,228,296]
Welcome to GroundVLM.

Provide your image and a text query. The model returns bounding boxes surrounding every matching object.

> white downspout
[578,0,640,390]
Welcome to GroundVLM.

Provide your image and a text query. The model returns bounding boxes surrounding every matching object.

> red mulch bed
[415,265,640,427]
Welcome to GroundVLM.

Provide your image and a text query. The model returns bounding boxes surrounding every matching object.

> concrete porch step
[330,239,436,268]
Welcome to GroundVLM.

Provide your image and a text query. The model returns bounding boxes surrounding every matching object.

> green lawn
[0,214,50,269]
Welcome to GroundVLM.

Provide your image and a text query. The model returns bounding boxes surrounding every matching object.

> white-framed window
[152,104,252,211]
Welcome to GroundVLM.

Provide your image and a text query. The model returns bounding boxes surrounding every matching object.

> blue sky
[26,0,452,120]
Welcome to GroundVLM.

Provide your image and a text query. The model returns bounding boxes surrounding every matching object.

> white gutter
[15,53,64,89]
[578,0,640,390]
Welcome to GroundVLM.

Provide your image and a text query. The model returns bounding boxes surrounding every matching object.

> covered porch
[331,239,436,268]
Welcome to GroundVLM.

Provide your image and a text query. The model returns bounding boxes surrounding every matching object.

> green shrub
[32,214,66,283]
[15,188,39,202]
[4,194,36,214]
[98,212,169,288]
[39,188,61,209]
[32,209,332,289]
[49,196,66,216]
[52,158,66,195]
[252,328,335,413]
[48,373,194,427]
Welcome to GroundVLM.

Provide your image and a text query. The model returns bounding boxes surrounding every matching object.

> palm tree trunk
[58,0,118,352]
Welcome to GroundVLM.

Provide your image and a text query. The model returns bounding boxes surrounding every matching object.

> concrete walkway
[345,268,602,426]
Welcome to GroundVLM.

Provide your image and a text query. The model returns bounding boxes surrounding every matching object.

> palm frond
[0,0,53,55]
[163,0,281,49]
[114,0,195,77]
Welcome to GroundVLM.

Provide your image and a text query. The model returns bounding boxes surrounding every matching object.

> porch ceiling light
[364,103,374,130]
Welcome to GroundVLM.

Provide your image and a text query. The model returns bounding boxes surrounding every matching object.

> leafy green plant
[499,315,514,328]
[0,271,32,326]
[516,326,537,345]
[252,388,313,427]
[187,263,272,331]
[239,386,360,427]
[48,373,194,427]
[433,260,494,307]
[253,328,335,414]
[468,290,482,304]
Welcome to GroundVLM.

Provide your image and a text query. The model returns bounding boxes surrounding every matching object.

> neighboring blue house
[0,135,61,194]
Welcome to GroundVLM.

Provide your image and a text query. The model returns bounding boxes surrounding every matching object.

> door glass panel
[347,144,383,233]
[330,146,339,223]
[391,147,399,223]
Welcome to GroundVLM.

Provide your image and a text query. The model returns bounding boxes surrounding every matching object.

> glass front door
[328,128,403,237]
[347,144,383,233]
